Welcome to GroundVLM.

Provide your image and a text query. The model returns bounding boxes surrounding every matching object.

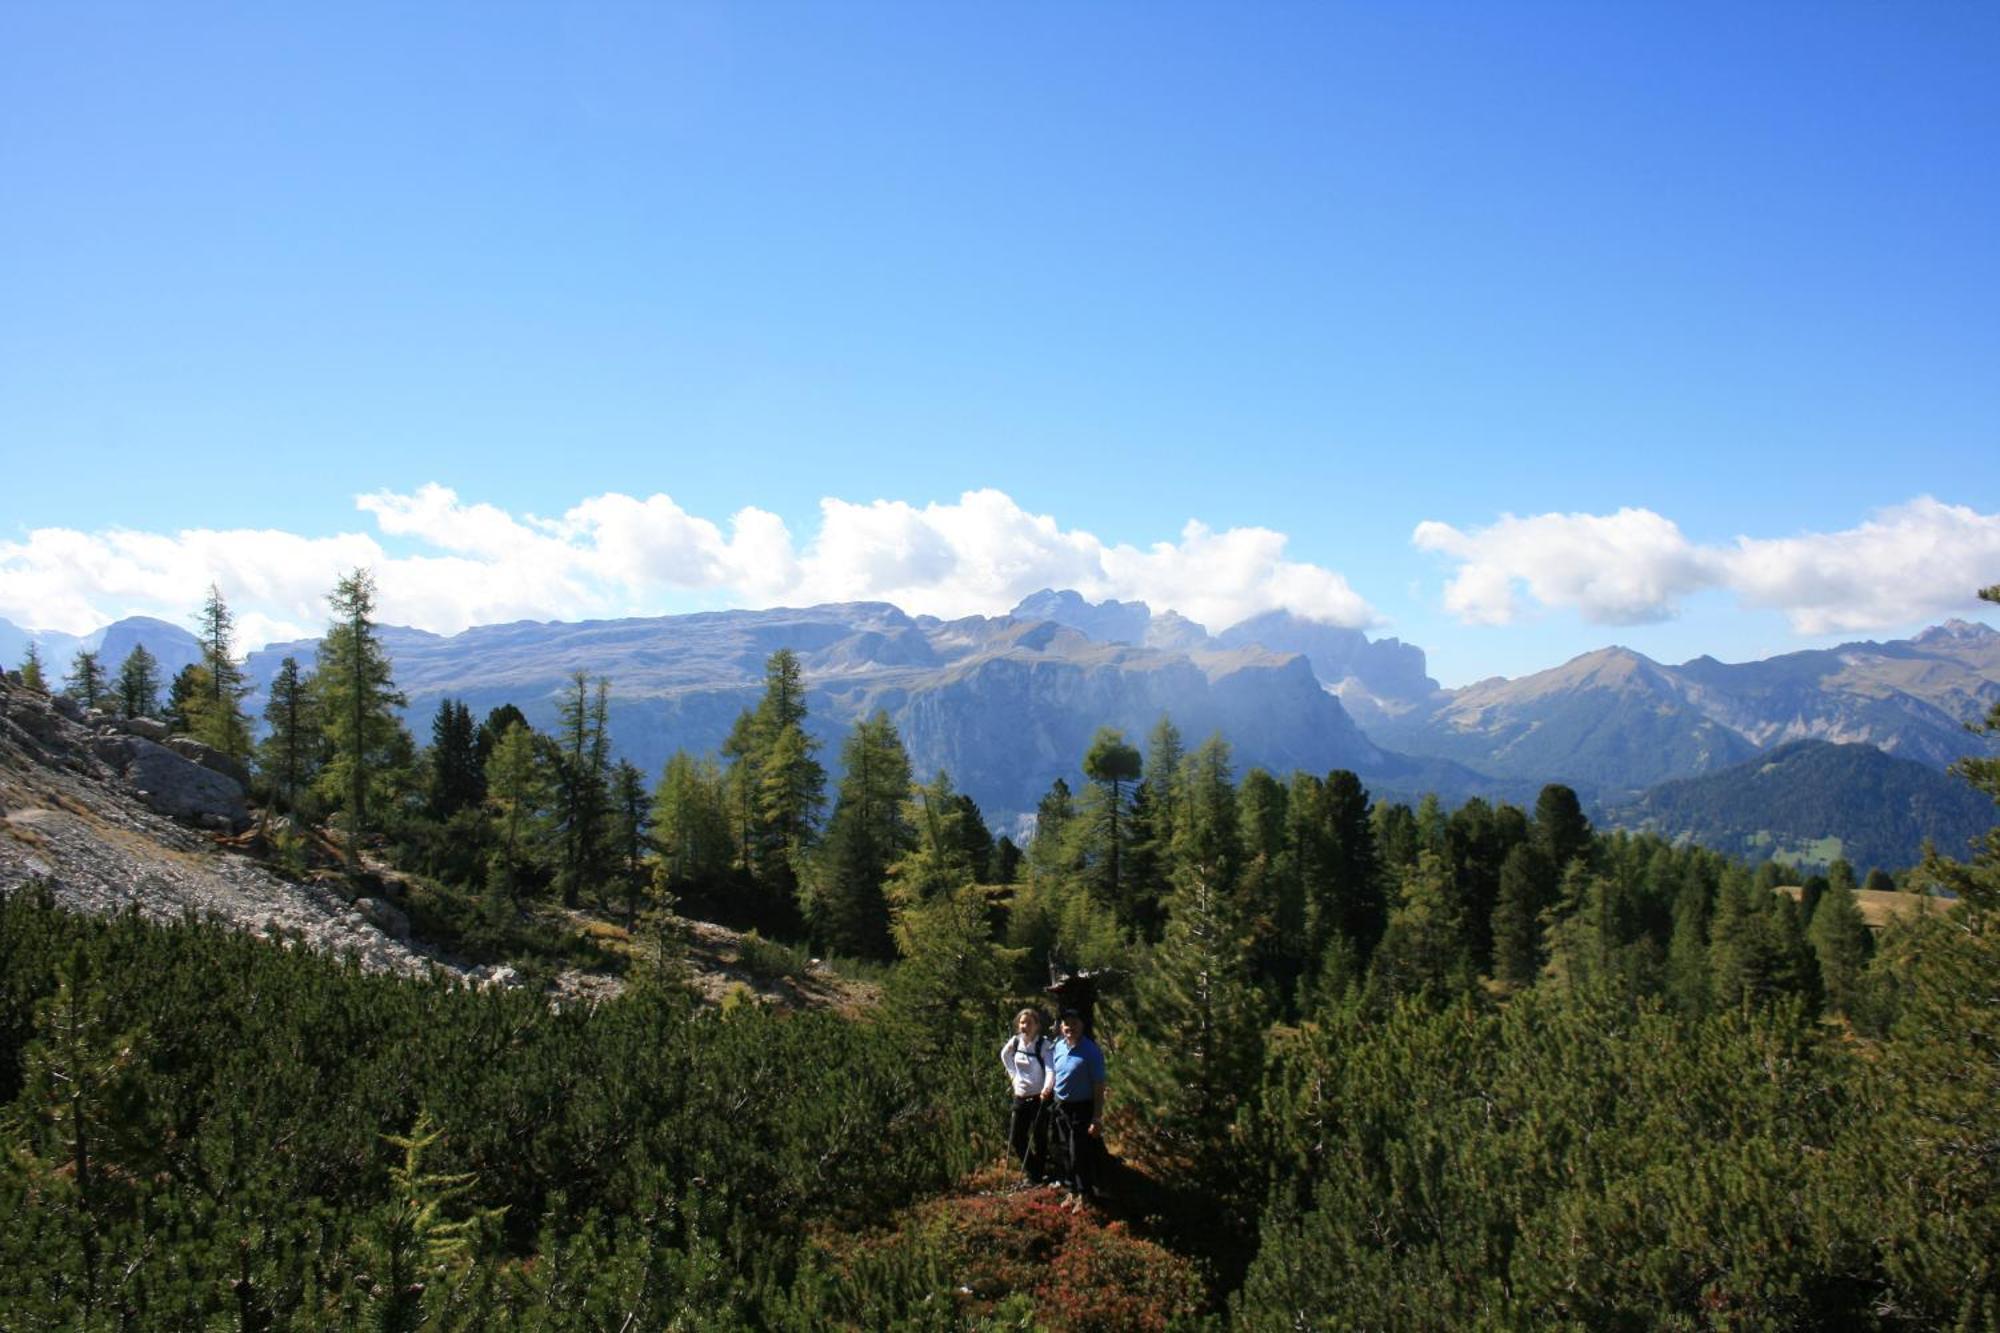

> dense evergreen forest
[4,575,1998,1328]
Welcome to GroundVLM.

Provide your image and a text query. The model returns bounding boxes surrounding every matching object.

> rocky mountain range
[8,595,1996,845]
[1369,620,2000,801]
[241,600,1424,828]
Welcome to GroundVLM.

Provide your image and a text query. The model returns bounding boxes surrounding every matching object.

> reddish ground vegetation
[821,1181,1204,1331]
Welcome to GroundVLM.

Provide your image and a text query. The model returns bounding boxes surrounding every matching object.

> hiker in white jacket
[1000,1008,1055,1183]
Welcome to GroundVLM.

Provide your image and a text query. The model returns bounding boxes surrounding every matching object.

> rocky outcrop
[163,735,253,790]
[0,676,446,980]
[91,733,250,831]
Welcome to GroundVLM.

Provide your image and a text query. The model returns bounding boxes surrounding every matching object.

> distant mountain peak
[1008,589,1156,646]
[1916,618,1998,644]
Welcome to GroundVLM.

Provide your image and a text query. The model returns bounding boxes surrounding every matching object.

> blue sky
[2,3,1995,686]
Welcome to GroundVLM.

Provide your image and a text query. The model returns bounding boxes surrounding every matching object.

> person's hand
[1087,1122,1100,1138]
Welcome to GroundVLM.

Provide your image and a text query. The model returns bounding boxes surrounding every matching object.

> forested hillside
[3,576,1999,1327]
[1610,738,1995,872]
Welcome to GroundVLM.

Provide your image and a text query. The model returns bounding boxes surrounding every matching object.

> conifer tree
[17,641,48,692]
[991,835,1021,884]
[426,698,483,818]
[1081,725,1143,920]
[884,770,1016,1053]
[316,569,408,868]
[1319,769,1387,961]
[112,643,160,719]
[484,721,546,904]
[257,656,321,819]
[1809,872,1870,1018]
[1366,850,1474,1006]
[1492,842,1555,987]
[1123,739,1265,1203]
[651,750,730,901]
[164,661,205,733]
[951,793,995,883]
[1238,766,1298,1004]
[189,584,253,760]
[810,712,913,958]
[1534,782,1593,874]
[1869,585,2000,1321]
[1664,864,1713,1015]
[607,758,651,924]
[553,671,612,909]
[1125,714,1186,934]
[61,649,107,711]
[1372,801,1420,870]
[1029,776,1079,880]
[363,1110,503,1333]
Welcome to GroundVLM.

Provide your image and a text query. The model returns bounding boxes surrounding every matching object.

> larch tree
[884,769,1016,1055]
[553,671,612,909]
[163,662,205,734]
[190,585,252,761]
[484,721,546,905]
[257,656,321,821]
[18,642,47,692]
[316,569,407,869]
[747,648,825,914]
[112,644,160,719]
[62,650,107,712]
[651,750,730,903]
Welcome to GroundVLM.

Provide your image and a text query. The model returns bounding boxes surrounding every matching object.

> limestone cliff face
[243,600,1390,826]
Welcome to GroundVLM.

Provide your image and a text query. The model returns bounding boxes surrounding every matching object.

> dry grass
[1778,884,1944,928]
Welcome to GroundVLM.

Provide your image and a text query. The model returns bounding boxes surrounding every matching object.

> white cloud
[1719,497,2000,633]
[0,484,1378,645]
[1414,497,2000,632]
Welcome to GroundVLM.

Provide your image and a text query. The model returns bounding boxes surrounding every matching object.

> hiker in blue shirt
[1049,1009,1107,1206]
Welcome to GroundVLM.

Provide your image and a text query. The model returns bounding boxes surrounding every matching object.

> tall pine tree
[316,569,408,869]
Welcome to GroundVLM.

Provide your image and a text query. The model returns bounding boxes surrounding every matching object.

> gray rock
[98,735,249,830]
[164,736,252,790]
[4,694,66,745]
[121,716,171,742]
[353,896,411,940]
[51,693,85,722]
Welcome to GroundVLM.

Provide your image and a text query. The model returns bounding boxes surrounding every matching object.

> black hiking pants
[1055,1098,1099,1196]
[1009,1095,1049,1180]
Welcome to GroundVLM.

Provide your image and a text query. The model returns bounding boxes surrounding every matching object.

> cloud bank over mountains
[1414,497,2000,633]
[3,486,1992,649]
[0,485,1375,644]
